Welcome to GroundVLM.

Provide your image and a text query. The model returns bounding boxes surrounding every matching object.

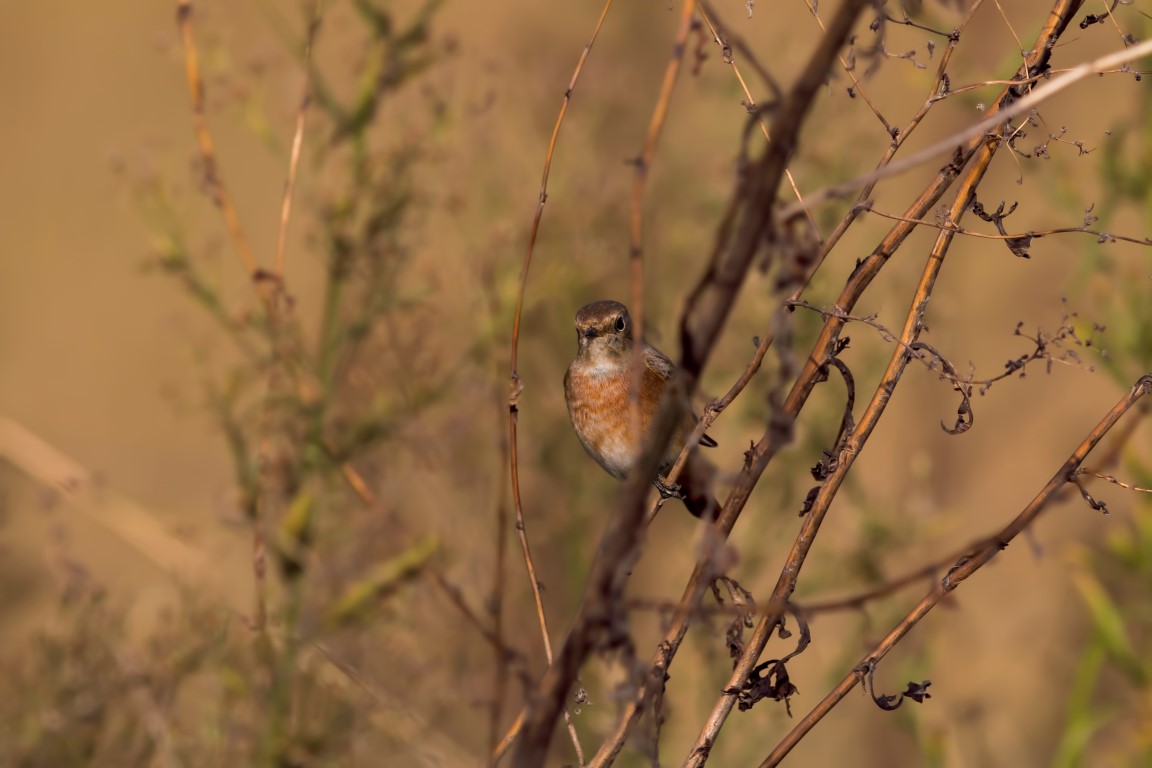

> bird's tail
[680,450,720,520]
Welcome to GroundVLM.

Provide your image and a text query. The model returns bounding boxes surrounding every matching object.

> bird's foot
[654,477,685,501]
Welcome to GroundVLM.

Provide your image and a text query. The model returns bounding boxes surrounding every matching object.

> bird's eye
[614,316,626,332]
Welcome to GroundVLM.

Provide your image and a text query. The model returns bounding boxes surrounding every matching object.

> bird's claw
[654,478,685,501]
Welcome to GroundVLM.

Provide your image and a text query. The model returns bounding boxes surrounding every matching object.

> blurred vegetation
[1055,14,1152,765]
[3,1,455,765]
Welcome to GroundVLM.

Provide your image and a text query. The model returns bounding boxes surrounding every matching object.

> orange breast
[565,360,690,479]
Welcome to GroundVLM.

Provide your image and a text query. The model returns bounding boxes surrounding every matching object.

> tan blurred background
[1,0,1150,766]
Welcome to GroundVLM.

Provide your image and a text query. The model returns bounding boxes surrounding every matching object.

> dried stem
[810,0,982,265]
[429,568,529,690]
[1076,469,1152,494]
[688,58,1022,768]
[498,1,615,764]
[175,0,258,278]
[685,5,1090,761]
[628,0,696,510]
[761,374,1152,767]
[679,0,872,379]
[860,203,1152,251]
[779,34,1152,220]
[696,1,820,239]
[589,2,876,762]
[795,399,1147,616]
[512,383,689,767]
[274,0,325,276]
[640,1,977,517]
[644,0,973,512]
[175,0,276,634]
[801,0,893,136]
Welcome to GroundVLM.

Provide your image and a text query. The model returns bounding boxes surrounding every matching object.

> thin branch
[679,0,872,380]
[697,0,781,98]
[806,0,982,277]
[931,66,1152,101]
[645,2,983,530]
[761,374,1152,767]
[688,95,1002,767]
[696,1,821,241]
[779,34,1152,221]
[788,298,1097,416]
[1076,469,1152,494]
[647,322,773,526]
[801,0,894,136]
[793,402,1148,616]
[992,0,1029,61]
[512,384,689,767]
[176,0,301,643]
[686,3,1090,759]
[497,1,615,764]
[480,261,515,758]
[175,0,259,277]
[592,3,1083,762]
[274,0,325,276]
[588,2,876,763]
[429,569,530,690]
[859,202,1152,251]
[628,0,697,511]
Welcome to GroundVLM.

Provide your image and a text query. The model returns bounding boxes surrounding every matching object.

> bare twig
[588,2,876,763]
[690,76,1008,768]
[512,381,689,768]
[429,569,530,690]
[804,0,982,281]
[859,202,1152,253]
[480,261,515,757]
[787,298,1098,426]
[684,3,1090,762]
[679,0,873,380]
[801,0,894,136]
[1077,469,1152,494]
[761,374,1152,766]
[779,35,1152,220]
[274,0,325,276]
[794,401,1148,616]
[645,1,982,530]
[175,0,279,635]
[696,1,820,239]
[628,0,696,512]
[175,0,259,278]
[498,1,615,763]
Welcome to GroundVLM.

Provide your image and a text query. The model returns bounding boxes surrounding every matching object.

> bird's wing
[644,344,718,448]
[642,344,675,380]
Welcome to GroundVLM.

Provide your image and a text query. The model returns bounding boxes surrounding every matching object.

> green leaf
[1072,569,1149,686]
[326,536,438,627]
[1052,643,1113,768]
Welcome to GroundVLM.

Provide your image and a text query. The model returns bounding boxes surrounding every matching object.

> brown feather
[565,299,721,519]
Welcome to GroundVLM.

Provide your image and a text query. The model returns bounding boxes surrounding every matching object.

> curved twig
[685,4,1088,760]
[778,35,1152,221]
[498,1,616,764]
[274,1,325,276]
[760,374,1152,767]
[627,0,697,515]
[175,0,259,278]
[590,2,877,763]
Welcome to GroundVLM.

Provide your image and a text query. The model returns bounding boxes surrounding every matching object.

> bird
[563,299,718,519]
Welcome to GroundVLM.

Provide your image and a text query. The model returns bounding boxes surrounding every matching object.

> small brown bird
[564,300,718,518]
